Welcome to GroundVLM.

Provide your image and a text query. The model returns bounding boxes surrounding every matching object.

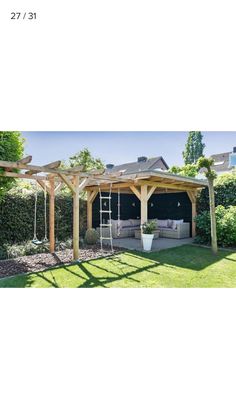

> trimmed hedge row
[197,172,236,213]
[195,205,236,247]
[196,172,236,246]
[0,190,87,246]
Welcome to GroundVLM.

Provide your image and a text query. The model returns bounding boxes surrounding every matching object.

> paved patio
[112,237,194,251]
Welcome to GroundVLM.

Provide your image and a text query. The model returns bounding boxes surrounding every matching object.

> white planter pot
[142,233,154,251]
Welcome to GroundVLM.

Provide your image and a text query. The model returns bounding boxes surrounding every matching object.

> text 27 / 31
[11,12,37,20]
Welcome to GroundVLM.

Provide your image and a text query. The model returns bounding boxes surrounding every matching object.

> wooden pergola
[0,156,110,260]
[85,170,208,237]
[0,158,207,260]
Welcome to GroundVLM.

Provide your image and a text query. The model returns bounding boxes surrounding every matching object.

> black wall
[92,192,192,235]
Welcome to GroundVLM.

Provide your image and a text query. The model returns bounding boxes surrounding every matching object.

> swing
[32,183,48,245]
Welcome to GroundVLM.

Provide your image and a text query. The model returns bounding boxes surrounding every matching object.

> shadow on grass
[131,245,236,271]
[1,245,235,288]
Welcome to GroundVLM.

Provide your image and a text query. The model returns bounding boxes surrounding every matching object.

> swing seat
[32,239,43,245]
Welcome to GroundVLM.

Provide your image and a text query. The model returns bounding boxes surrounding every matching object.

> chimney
[233,147,236,153]
[137,156,148,163]
[106,164,114,169]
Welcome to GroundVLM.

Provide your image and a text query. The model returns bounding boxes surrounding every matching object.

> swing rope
[32,183,48,245]
[43,182,48,242]
[33,187,38,242]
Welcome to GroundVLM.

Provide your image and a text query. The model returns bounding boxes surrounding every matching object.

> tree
[0,132,25,198]
[169,163,198,178]
[197,157,217,254]
[183,132,205,164]
[68,148,104,171]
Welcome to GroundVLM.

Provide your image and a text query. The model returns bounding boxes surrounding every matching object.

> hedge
[0,189,87,246]
[195,205,236,247]
[197,171,236,213]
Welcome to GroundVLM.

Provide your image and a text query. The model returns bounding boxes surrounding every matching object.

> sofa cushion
[157,219,168,228]
[168,219,174,228]
[120,219,133,228]
[172,219,184,230]
[129,219,141,227]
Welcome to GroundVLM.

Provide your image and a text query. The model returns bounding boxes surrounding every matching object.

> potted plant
[141,221,157,251]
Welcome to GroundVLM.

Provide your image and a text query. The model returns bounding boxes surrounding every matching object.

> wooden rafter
[58,174,76,193]
[25,160,62,175]
[36,179,51,195]
[129,185,141,200]
[147,186,156,200]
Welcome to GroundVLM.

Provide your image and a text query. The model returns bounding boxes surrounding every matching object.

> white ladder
[99,184,113,251]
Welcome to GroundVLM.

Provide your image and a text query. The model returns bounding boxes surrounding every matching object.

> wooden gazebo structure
[0,158,207,260]
[85,170,208,237]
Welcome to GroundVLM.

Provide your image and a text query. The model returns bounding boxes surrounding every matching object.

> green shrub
[85,228,99,245]
[0,186,87,246]
[197,171,236,213]
[0,239,75,260]
[195,205,236,247]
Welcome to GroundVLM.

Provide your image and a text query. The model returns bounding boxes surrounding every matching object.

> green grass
[0,245,236,288]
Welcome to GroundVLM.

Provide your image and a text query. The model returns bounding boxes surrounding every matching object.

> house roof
[105,156,169,174]
[210,151,233,172]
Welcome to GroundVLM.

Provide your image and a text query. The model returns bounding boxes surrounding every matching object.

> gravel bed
[0,246,121,279]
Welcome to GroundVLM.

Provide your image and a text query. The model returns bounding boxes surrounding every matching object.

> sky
[22,132,236,168]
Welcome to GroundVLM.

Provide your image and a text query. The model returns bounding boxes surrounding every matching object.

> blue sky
[22,132,236,167]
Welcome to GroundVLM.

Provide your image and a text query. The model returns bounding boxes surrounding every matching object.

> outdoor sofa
[106,218,190,239]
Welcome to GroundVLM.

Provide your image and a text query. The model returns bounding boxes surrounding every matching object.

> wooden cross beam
[17,156,33,164]
[25,160,62,175]
[36,179,51,194]
[0,160,84,176]
[58,173,76,193]
[129,185,141,200]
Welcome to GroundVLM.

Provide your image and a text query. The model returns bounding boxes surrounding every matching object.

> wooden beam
[25,160,62,175]
[0,171,47,181]
[17,156,32,164]
[73,176,80,260]
[49,177,55,253]
[54,182,63,194]
[129,185,141,200]
[78,178,90,192]
[87,190,98,229]
[137,180,199,191]
[0,160,83,176]
[187,191,198,237]
[87,191,93,229]
[141,185,148,226]
[147,186,156,200]
[36,180,51,195]
[88,190,98,204]
[58,173,75,193]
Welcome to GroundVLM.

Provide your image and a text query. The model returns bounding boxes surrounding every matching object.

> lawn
[0,245,236,288]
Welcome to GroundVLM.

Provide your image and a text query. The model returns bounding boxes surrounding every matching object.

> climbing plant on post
[197,157,218,254]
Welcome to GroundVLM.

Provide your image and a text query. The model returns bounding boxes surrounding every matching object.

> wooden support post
[140,184,148,226]
[86,190,98,229]
[73,175,80,260]
[87,191,93,229]
[187,191,197,238]
[49,177,55,253]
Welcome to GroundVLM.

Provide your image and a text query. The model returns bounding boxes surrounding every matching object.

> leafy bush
[0,186,87,246]
[195,205,236,247]
[0,131,25,199]
[85,228,99,245]
[197,171,236,212]
[0,239,74,260]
